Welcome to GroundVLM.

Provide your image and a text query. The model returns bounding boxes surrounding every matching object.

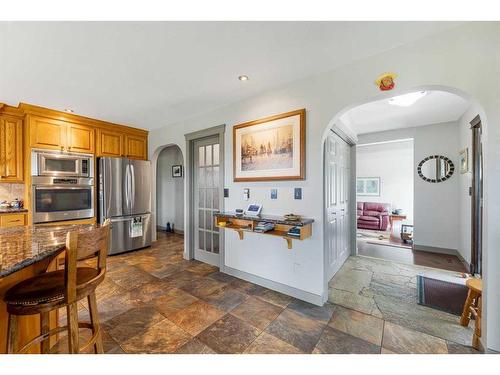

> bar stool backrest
[64,219,110,304]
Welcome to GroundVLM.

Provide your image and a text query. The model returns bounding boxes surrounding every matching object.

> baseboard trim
[223,266,323,306]
[157,226,184,235]
[413,244,460,256]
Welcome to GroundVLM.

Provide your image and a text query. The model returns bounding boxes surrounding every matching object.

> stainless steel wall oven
[31,150,95,224]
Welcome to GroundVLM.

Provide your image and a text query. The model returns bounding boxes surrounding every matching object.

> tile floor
[53,232,479,354]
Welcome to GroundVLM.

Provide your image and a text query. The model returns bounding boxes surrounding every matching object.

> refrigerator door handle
[131,163,136,212]
[124,163,130,212]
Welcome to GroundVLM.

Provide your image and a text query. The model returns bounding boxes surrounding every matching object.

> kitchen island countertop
[0,224,95,278]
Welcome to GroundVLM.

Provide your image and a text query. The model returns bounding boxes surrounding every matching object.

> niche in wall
[156,145,184,233]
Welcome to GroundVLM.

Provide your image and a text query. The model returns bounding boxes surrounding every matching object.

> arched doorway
[322,85,488,347]
[151,144,185,243]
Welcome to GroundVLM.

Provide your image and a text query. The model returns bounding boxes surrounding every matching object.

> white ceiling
[341,90,470,135]
[0,22,464,130]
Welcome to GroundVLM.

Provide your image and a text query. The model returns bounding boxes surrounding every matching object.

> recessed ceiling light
[238,75,249,81]
[389,91,427,107]
[64,108,74,113]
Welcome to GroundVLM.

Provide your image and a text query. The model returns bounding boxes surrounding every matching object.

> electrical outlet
[243,188,250,201]
[294,188,302,200]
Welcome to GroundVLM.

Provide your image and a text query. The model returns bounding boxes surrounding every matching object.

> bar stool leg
[460,289,477,326]
[66,303,80,354]
[472,296,482,350]
[40,311,50,354]
[7,314,18,354]
[88,291,104,354]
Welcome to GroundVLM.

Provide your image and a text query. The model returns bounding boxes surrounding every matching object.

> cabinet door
[30,116,66,151]
[97,129,124,157]
[125,134,147,160]
[67,123,95,153]
[0,116,23,182]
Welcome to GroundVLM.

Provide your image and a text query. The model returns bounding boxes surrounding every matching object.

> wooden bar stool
[4,221,110,354]
[460,278,483,350]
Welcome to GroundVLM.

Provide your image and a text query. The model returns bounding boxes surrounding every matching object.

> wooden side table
[389,214,407,230]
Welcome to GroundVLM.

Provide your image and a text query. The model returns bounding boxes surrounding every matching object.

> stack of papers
[254,221,275,233]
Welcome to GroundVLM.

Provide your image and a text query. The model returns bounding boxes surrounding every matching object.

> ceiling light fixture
[64,108,74,113]
[389,91,427,107]
[238,75,249,81]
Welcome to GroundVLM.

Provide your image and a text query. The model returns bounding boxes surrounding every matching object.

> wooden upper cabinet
[30,116,94,154]
[29,116,67,151]
[125,134,147,160]
[97,129,124,157]
[67,123,95,154]
[0,116,23,182]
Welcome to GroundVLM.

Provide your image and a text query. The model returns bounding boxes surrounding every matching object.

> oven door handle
[33,185,93,190]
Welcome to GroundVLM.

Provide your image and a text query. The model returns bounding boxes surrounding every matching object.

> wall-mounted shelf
[214,212,313,249]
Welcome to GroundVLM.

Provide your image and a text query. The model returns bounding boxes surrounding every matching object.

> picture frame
[233,109,306,182]
[356,177,380,196]
[172,165,183,178]
[459,148,468,174]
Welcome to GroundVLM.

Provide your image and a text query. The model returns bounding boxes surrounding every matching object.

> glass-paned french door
[194,136,221,266]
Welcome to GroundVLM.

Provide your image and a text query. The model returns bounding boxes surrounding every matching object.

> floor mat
[417,275,468,315]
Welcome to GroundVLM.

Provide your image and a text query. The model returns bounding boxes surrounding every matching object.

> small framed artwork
[357,177,380,196]
[172,165,183,178]
[459,148,468,174]
[233,109,306,182]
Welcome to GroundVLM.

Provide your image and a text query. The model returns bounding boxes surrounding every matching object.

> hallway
[329,255,475,350]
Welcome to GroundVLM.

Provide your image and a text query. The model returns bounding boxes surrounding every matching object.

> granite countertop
[0,224,95,278]
[214,212,314,226]
[0,208,28,215]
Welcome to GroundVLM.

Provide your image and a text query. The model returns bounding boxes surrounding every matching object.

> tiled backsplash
[0,183,25,203]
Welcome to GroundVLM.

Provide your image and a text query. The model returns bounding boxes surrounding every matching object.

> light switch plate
[271,189,278,199]
[294,188,302,200]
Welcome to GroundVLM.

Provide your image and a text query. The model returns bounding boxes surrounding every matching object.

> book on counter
[254,221,275,233]
[286,226,301,237]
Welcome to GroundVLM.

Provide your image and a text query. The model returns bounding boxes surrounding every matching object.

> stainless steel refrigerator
[98,157,152,255]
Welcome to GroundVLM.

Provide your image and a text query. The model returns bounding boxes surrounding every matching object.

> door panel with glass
[194,137,221,266]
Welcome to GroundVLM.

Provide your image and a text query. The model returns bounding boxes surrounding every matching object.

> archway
[322,84,489,348]
[151,143,185,242]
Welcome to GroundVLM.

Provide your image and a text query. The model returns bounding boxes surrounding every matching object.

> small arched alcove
[153,144,185,239]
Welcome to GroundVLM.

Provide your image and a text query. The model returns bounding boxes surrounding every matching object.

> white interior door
[194,136,221,266]
[325,131,351,281]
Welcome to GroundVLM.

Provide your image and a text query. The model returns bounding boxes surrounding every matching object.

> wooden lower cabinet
[0,116,23,183]
[0,214,26,228]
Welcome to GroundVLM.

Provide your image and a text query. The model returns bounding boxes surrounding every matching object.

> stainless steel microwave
[31,150,93,178]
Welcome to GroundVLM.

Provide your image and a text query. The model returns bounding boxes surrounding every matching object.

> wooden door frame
[185,124,226,268]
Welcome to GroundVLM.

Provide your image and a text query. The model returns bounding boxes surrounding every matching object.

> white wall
[156,146,184,232]
[358,122,460,251]
[149,23,500,350]
[356,140,414,221]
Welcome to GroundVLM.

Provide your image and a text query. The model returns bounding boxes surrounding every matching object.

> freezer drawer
[109,213,152,255]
